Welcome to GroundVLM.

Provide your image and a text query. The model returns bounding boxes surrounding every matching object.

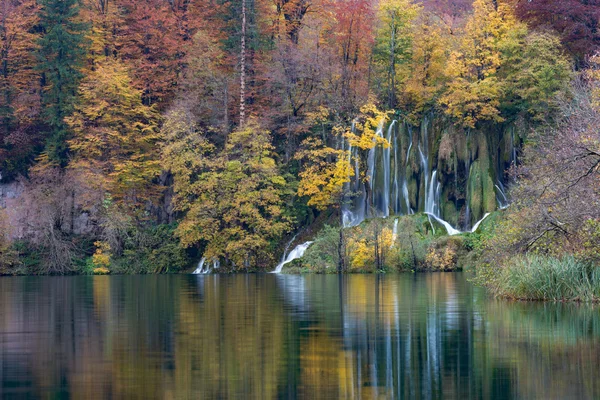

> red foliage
[116,0,189,107]
[514,0,600,63]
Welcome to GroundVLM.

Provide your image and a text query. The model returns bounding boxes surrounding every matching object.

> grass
[493,255,600,302]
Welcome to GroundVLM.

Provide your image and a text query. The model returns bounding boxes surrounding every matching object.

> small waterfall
[382,120,396,217]
[280,233,298,264]
[495,182,510,209]
[425,213,462,236]
[193,257,219,274]
[390,219,399,248]
[402,181,412,214]
[193,257,208,274]
[425,170,440,216]
[272,241,314,273]
[471,213,490,232]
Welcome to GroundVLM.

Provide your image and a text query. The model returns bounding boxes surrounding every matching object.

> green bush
[300,224,340,272]
[110,224,192,274]
[491,255,600,302]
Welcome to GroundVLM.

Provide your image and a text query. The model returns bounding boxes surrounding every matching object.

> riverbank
[278,213,494,274]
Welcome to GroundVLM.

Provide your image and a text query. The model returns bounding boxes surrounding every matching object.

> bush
[489,255,600,302]
[300,224,341,272]
[110,224,192,274]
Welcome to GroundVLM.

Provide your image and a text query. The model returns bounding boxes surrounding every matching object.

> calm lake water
[0,273,599,399]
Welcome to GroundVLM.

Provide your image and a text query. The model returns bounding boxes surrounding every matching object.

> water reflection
[0,274,599,399]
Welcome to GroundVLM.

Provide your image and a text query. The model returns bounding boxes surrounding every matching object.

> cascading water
[272,242,314,273]
[341,115,513,230]
[193,257,220,274]
[193,257,208,274]
[471,213,490,232]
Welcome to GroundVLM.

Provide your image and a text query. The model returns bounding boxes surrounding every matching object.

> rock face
[0,180,26,240]
[342,114,517,230]
[0,178,94,241]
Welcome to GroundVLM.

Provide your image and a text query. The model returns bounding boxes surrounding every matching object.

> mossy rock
[468,160,496,224]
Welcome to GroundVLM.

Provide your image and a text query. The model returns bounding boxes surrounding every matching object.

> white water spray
[193,257,220,274]
[272,241,313,273]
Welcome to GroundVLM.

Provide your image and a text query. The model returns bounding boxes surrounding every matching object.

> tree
[501,31,572,120]
[439,0,526,128]
[273,0,311,44]
[164,119,292,269]
[0,0,41,179]
[66,58,161,211]
[514,0,600,65]
[117,0,186,107]
[401,17,449,121]
[296,103,389,271]
[483,75,600,266]
[327,0,375,115]
[372,0,421,108]
[36,0,88,163]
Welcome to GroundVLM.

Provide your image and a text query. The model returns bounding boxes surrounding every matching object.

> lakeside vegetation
[0,0,599,301]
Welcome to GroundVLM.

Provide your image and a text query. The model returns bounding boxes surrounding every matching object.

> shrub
[490,255,600,302]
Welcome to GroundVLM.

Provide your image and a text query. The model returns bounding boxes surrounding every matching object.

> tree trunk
[239,0,247,126]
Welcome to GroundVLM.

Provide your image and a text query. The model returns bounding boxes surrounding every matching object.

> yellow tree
[401,19,450,122]
[165,120,292,270]
[439,0,526,128]
[297,103,389,271]
[67,58,161,209]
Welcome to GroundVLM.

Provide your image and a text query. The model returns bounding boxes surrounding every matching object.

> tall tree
[240,0,247,126]
[514,0,600,65]
[439,0,525,128]
[164,120,292,269]
[36,0,88,163]
[373,0,421,108]
[0,0,40,179]
[66,58,161,210]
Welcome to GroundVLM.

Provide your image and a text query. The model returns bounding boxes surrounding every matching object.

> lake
[0,273,599,399]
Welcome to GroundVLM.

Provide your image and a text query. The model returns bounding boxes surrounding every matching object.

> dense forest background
[0,0,598,275]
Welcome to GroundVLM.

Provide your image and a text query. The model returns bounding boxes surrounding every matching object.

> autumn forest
[0,0,599,299]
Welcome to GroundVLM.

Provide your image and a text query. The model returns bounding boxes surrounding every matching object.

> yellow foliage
[92,267,110,275]
[425,245,457,271]
[439,0,526,128]
[92,241,112,269]
[66,58,162,210]
[345,102,391,150]
[402,21,449,121]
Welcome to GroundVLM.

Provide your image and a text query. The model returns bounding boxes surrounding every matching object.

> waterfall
[471,213,490,232]
[193,257,208,274]
[280,233,298,264]
[495,182,510,209]
[339,115,510,231]
[382,120,396,217]
[193,257,219,274]
[425,213,462,236]
[272,241,314,273]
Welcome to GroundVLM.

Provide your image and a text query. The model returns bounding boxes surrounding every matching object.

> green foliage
[501,31,572,119]
[301,224,343,272]
[36,0,88,162]
[372,0,421,108]
[487,255,600,302]
[111,224,192,274]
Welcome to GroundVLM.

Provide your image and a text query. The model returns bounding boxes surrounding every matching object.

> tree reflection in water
[0,273,599,399]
